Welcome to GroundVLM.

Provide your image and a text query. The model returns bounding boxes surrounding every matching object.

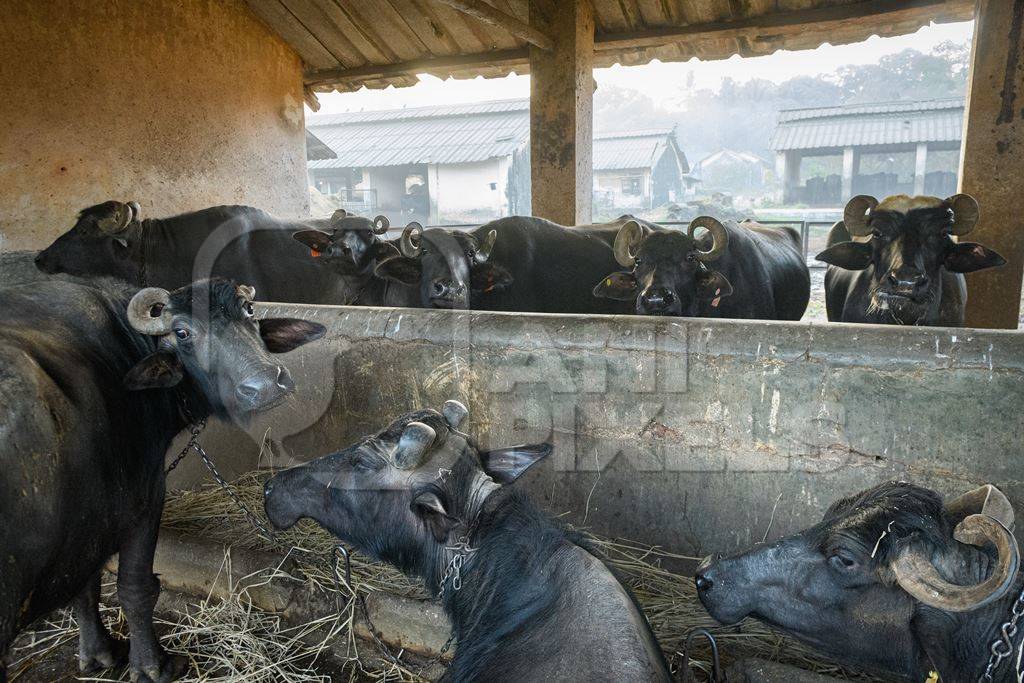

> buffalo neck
[915,545,1023,681]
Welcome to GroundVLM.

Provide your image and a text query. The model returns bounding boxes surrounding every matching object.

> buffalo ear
[481,443,552,484]
[124,351,184,390]
[945,242,1006,273]
[593,272,639,301]
[470,262,513,293]
[293,229,333,255]
[411,490,458,543]
[259,318,326,353]
[375,256,422,285]
[816,242,873,270]
[696,270,733,301]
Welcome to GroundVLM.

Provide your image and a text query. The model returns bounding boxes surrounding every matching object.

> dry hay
[160,470,881,682]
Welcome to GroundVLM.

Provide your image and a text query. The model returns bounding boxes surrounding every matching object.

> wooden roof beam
[595,0,969,51]
[433,0,554,50]
[304,47,529,88]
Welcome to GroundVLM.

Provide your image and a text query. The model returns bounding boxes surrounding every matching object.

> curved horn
[396,421,436,469]
[330,208,348,223]
[127,287,173,336]
[442,400,468,429]
[612,220,644,267]
[372,215,390,235]
[97,202,134,235]
[399,222,423,258]
[893,513,1020,612]
[688,216,729,262]
[475,229,497,264]
[844,195,879,236]
[236,284,256,302]
[127,201,141,222]
[946,194,980,236]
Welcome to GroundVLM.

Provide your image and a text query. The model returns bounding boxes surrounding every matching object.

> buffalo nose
[433,280,448,296]
[641,287,675,309]
[887,270,928,291]
[695,572,713,592]
[236,366,293,409]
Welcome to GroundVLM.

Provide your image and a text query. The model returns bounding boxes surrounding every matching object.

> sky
[310,20,973,115]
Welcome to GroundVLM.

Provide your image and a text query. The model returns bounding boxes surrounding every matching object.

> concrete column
[961,0,1024,329]
[529,0,594,225]
[427,165,440,225]
[913,142,928,196]
[841,146,856,201]
[779,151,801,204]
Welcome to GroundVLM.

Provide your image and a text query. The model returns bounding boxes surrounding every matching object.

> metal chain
[980,583,1024,682]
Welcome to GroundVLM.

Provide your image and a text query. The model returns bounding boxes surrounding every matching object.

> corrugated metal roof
[309,103,687,172]
[770,98,965,151]
[245,0,973,93]
[307,99,530,168]
[305,129,336,161]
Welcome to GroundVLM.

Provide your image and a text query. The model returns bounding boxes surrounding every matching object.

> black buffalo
[263,401,671,682]
[817,194,1005,326]
[34,201,367,304]
[0,278,324,682]
[593,217,810,319]
[372,222,511,309]
[696,481,1021,681]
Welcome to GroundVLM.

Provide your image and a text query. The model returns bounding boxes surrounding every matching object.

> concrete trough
[168,302,1024,558]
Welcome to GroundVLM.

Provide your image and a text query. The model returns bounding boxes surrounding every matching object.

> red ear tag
[310,249,321,258]
[711,290,721,307]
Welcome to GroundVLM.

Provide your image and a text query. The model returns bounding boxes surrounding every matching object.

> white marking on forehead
[876,195,944,214]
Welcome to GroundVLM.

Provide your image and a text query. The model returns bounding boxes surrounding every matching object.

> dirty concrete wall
[175,305,1024,558]
[0,0,308,251]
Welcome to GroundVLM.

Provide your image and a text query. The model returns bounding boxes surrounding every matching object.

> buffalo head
[373,223,511,309]
[36,200,143,280]
[293,210,397,275]
[123,278,325,419]
[593,217,732,316]
[817,194,1005,322]
[695,481,1019,680]
[263,400,551,588]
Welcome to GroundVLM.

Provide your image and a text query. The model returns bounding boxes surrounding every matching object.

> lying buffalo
[696,481,1021,682]
[0,278,324,682]
[593,217,810,319]
[817,194,1005,325]
[264,401,671,682]
[34,201,366,304]
[372,222,511,309]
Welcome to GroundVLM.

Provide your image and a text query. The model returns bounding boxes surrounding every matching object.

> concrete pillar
[529,0,594,225]
[427,165,440,225]
[913,142,929,195]
[779,151,801,204]
[841,147,856,201]
[961,0,1024,329]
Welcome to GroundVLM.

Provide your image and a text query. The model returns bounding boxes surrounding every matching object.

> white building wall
[432,158,506,220]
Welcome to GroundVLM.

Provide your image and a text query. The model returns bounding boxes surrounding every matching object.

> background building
[771,98,964,206]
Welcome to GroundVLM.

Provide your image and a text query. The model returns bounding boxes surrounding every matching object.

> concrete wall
[176,304,1024,559]
[0,0,308,251]
[433,159,507,219]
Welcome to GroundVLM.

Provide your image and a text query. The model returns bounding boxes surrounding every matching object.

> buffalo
[372,222,511,309]
[593,217,810,319]
[817,194,1005,325]
[263,400,672,682]
[0,277,324,682]
[33,201,366,304]
[695,481,1021,681]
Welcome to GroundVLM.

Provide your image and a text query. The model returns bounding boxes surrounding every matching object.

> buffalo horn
[237,284,256,302]
[688,216,729,262]
[946,194,980,236]
[442,400,468,428]
[330,209,348,223]
[893,513,1020,612]
[612,220,644,267]
[843,195,879,236]
[127,201,141,222]
[399,222,424,258]
[127,287,173,336]
[372,215,390,235]
[396,421,436,469]
[475,230,497,264]
[97,201,134,235]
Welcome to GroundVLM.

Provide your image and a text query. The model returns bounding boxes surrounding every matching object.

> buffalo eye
[174,328,191,341]
[686,253,695,262]
[828,550,860,572]
[243,302,255,318]
[633,257,643,266]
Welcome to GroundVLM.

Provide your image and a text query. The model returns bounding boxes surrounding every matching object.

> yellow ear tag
[925,671,939,683]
